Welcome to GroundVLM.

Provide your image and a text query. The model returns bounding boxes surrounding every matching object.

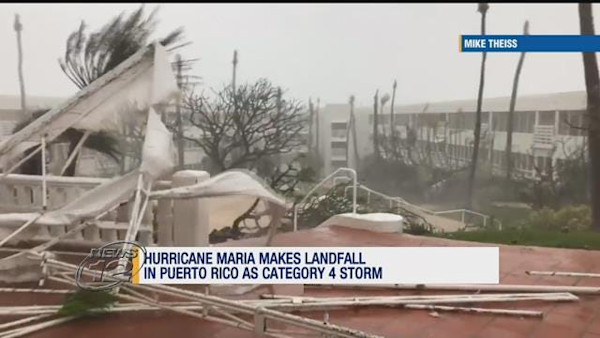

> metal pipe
[59,131,90,176]
[41,135,47,211]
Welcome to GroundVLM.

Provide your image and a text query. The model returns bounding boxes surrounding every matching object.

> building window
[493,112,507,132]
[331,122,348,139]
[538,111,556,126]
[331,159,347,170]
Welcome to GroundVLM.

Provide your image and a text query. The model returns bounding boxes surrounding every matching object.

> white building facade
[315,91,588,179]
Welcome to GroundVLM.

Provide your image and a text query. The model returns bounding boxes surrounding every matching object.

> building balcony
[532,125,555,150]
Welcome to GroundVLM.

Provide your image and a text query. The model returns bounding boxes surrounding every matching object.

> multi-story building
[315,91,588,179]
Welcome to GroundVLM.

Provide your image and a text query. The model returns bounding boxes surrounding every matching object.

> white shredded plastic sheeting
[149,170,286,208]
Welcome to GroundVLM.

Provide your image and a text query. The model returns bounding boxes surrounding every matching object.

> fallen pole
[402,304,544,318]
[260,292,578,303]
[42,258,382,338]
[306,283,600,295]
[526,271,600,278]
[0,316,74,338]
[0,314,52,331]
[263,293,577,312]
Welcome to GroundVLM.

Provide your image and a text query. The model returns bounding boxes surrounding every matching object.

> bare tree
[184,79,305,173]
[579,3,600,230]
[13,14,27,118]
[505,20,530,180]
[466,2,489,209]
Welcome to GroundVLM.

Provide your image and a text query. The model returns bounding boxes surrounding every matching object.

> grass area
[435,228,600,250]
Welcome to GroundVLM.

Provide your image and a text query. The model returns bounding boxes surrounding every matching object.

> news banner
[460,35,600,52]
[130,247,499,285]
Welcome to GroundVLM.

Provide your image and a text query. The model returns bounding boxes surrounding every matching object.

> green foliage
[58,290,119,318]
[437,227,600,250]
[525,205,591,232]
[60,5,184,89]
[358,155,424,201]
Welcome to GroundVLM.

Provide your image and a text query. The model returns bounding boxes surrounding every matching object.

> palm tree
[466,2,489,210]
[390,80,397,137]
[505,20,529,180]
[13,109,121,176]
[345,95,360,169]
[13,14,27,118]
[15,6,185,176]
[578,3,600,231]
[373,90,380,159]
[59,6,184,89]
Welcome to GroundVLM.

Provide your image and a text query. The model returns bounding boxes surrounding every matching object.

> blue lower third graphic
[460,35,600,52]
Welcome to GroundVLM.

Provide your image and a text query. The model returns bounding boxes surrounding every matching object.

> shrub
[524,205,591,231]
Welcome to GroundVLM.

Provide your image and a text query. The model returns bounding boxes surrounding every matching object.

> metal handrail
[341,182,500,228]
[293,168,357,232]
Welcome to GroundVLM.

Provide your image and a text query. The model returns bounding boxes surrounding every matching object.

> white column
[171,170,210,247]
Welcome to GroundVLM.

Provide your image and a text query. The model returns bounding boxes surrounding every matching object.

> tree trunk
[390,80,397,137]
[579,3,600,231]
[373,90,380,159]
[14,14,27,119]
[175,54,185,169]
[346,95,360,169]
[505,21,529,180]
[315,98,321,162]
[466,3,489,210]
[308,98,314,153]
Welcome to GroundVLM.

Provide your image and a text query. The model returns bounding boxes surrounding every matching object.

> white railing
[340,181,501,229]
[0,174,108,212]
[0,174,172,247]
[293,167,357,232]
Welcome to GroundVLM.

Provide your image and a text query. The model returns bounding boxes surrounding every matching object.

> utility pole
[14,14,27,118]
[175,54,185,169]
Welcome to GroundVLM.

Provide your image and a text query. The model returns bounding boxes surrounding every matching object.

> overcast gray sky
[0,3,598,106]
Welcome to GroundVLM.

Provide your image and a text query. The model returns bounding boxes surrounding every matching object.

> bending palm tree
[16,6,184,176]
[466,2,489,209]
[505,20,529,180]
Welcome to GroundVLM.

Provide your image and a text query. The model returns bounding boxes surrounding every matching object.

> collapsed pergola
[0,42,386,337]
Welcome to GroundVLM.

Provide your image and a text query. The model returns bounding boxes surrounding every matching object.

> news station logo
[75,241,146,291]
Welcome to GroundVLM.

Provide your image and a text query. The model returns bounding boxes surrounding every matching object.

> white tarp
[0,43,179,231]
[150,170,287,234]
[0,43,176,170]
[139,108,177,179]
[150,170,286,207]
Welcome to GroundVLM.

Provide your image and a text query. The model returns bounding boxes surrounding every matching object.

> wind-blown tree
[578,3,600,230]
[466,2,489,209]
[505,20,529,180]
[14,6,185,176]
[59,6,183,89]
[184,79,305,174]
[13,109,120,176]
